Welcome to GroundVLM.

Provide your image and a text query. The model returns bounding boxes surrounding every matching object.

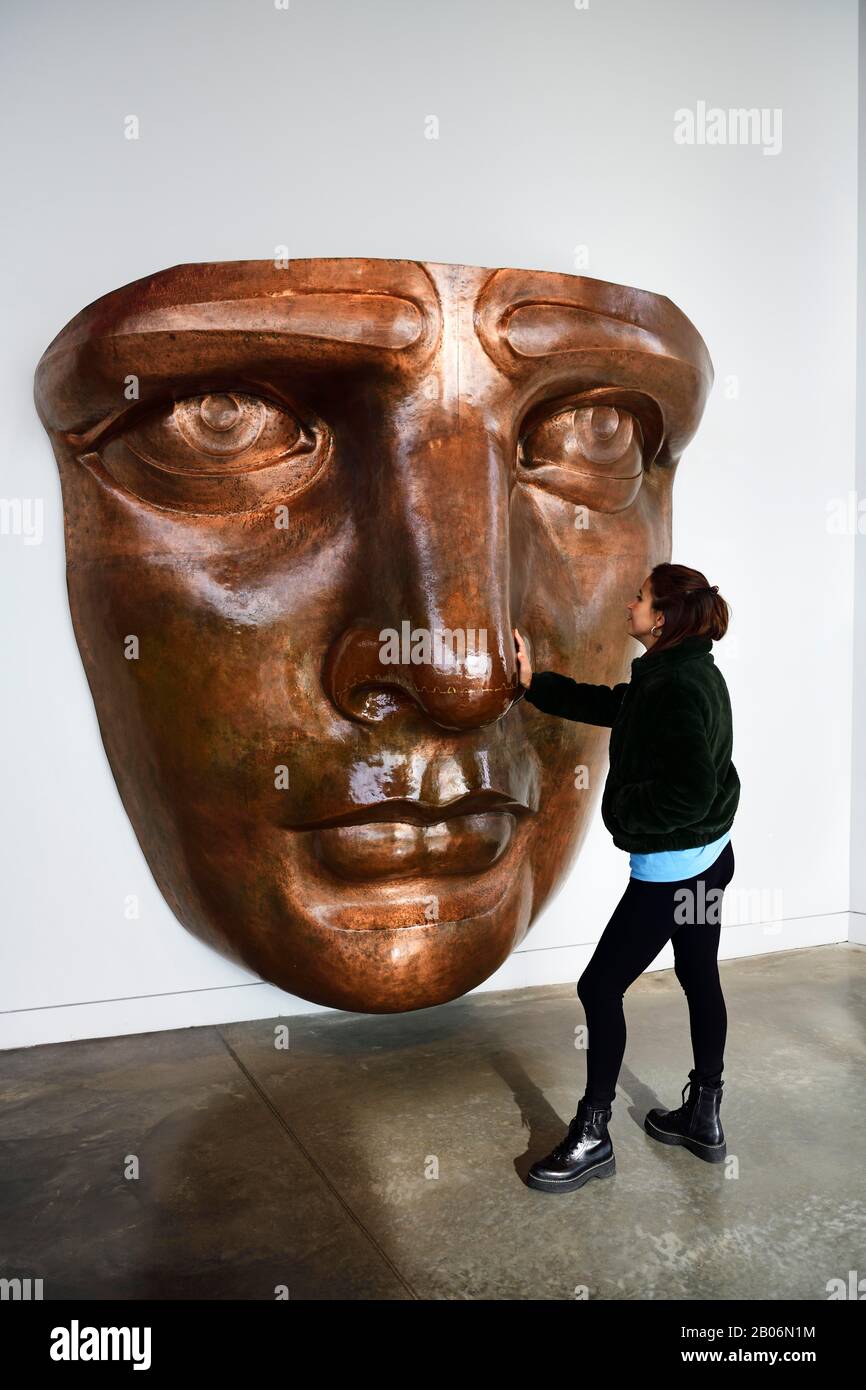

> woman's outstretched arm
[524,671,630,727]
[513,628,629,728]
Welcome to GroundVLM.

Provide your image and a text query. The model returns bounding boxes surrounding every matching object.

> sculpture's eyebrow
[51,289,427,355]
[139,291,422,347]
[475,267,713,384]
[34,288,432,434]
[484,288,669,361]
[501,297,665,356]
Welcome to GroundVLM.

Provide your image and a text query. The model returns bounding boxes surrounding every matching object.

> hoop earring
[650,624,662,637]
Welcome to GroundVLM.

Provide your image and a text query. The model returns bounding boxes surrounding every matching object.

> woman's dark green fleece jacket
[522,634,740,853]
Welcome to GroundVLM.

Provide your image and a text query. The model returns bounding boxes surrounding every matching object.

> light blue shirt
[629,830,731,882]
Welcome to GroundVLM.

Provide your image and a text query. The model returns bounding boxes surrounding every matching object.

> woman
[513,562,740,1194]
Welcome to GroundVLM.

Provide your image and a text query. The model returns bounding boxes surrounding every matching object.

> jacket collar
[631,633,713,679]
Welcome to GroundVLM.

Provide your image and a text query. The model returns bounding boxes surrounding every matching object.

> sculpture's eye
[93,391,326,513]
[519,404,644,512]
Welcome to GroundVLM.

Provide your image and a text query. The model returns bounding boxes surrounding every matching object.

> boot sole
[644,1115,726,1163]
[526,1154,616,1193]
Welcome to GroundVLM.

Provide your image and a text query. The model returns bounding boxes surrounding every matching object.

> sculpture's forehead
[33,258,713,445]
[36,256,709,359]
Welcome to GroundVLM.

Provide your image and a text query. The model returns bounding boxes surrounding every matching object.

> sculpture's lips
[291,791,531,882]
[312,811,516,881]
[292,790,531,830]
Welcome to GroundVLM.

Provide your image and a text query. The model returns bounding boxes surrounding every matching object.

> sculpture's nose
[325,408,523,731]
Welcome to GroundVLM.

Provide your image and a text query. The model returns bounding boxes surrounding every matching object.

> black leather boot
[526,1095,616,1193]
[644,1069,726,1163]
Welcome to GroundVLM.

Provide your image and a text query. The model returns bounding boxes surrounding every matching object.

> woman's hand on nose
[513,628,533,688]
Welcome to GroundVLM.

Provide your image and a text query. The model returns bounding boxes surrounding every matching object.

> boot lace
[667,1080,692,1121]
[550,1101,606,1159]
[550,1116,585,1160]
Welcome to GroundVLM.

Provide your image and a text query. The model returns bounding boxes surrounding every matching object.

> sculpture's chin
[168,836,539,1012]
[234,860,536,1013]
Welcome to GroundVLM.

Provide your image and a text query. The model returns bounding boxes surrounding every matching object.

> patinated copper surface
[34,259,713,1012]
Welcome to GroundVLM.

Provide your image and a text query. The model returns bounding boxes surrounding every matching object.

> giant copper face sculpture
[34,259,712,1012]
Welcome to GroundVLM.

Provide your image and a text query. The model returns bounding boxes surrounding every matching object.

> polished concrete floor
[1,944,863,1300]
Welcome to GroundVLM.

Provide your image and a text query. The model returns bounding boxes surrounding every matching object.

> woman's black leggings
[576,839,735,1108]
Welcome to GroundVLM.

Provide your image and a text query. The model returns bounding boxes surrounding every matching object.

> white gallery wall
[0,0,861,1048]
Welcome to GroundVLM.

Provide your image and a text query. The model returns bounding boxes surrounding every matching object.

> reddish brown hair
[646,562,730,653]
